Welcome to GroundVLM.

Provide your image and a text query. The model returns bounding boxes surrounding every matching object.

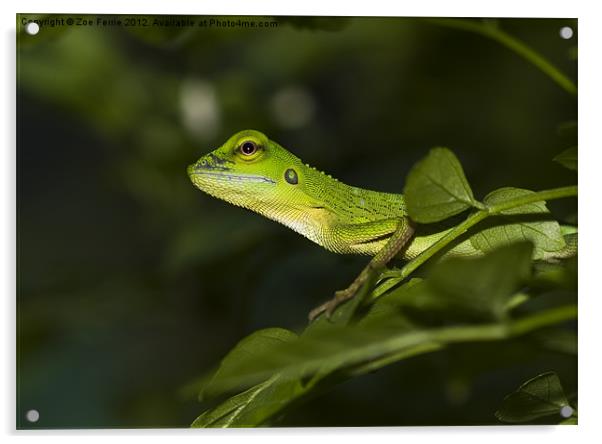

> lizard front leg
[309,218,415,321]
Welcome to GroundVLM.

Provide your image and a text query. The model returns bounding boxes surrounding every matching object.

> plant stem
[371,185,577,300]
[487,185,577,213]
[344,304,576,385]
[427,18,577,96]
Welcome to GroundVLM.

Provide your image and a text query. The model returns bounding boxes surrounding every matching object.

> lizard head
[187,129,308,210]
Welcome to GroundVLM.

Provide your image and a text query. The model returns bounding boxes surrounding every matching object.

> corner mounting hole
[26,409,40,423]
[559,26,573,40]
[25,22,40,35]
[560,405,574,418]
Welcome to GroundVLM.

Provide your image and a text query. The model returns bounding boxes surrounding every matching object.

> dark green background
[17,15,577,428]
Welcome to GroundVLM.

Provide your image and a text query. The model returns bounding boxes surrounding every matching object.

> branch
[427,18,577,96]
[371,185,578,300]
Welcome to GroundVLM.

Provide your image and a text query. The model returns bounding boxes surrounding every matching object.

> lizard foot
[308,287,358,322]
[308,220,415,322]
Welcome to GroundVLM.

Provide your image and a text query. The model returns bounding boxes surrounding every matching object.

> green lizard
[187,129,575,320]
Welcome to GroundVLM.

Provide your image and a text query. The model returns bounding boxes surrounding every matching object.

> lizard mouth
[190,170,276,184]
[187,163,276,185]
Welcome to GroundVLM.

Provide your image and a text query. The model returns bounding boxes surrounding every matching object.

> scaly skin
[187,129,477,260]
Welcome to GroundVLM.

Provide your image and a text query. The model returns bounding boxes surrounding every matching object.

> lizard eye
[240,141,257,156]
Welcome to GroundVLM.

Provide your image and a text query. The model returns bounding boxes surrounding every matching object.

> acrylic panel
[17,14,578,429]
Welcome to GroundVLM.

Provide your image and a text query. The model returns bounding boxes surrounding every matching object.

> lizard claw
[308,302,330,322]
[308,288,357,322]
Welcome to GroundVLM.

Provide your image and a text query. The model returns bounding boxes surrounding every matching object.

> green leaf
[495,372,571,423]
[192,378,275,427]
[197,303,576,396]
[200,324,427,396]
[425,242,533,320]
[199,328,298,401]
[404,147,481,223]
[346,342,442,377]
[359,278,423,327]
[471,187,566,260]
[553,147,577,171]
[192,375,305,427]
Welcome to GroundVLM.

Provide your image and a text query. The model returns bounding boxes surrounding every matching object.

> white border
[4,0,583,17]
[3,1,600,443]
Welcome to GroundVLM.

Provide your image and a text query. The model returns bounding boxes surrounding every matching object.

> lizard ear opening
[284,168,299,185]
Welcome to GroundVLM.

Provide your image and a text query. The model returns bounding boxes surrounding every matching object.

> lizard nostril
[193,159,207,170]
